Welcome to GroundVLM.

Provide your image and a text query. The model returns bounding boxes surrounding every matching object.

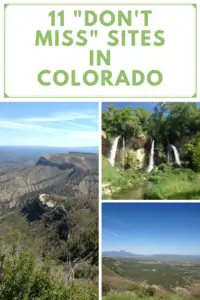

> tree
[185,138,200,172]
[164,102,200,143]
[102,105,150,142]
[0,234,98,300]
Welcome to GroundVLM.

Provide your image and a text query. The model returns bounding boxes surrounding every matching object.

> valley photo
[102,203,200,300]
[102,102,200,200]
[0,102,98,299]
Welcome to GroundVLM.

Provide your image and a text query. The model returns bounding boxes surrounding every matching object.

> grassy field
[146,168,200,200]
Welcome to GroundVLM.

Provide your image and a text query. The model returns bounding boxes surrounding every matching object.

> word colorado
[37,69,162,87]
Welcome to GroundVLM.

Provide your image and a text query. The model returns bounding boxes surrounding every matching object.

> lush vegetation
[102,103,200,199]
[0,195,98,299]
[0,234,98,300]
[146,165,200,200]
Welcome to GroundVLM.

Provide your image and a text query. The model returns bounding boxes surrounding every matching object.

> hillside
[0,152,98,209]
[103,250,138,258]
[0,151,98,299]
[102,257,200,300]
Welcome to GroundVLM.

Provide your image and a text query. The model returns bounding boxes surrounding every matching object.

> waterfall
[171,145,181,165]
[108,135,120,167]
[122,137,125,170]
[147,140,154,172]
[167,145,170,163]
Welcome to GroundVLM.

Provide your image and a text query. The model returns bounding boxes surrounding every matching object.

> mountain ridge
[0,152,98,208]
[102,250,200,258]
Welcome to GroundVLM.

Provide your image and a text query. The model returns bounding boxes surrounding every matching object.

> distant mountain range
[0,146,98,157]
[103,250,139,258]
[102,250,200,259]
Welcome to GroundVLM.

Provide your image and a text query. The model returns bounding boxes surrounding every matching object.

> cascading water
[122,137,125,170]
[167,145,170,163]
[171,145,181,165]
[147,140,154,172]
[108,135,120,167]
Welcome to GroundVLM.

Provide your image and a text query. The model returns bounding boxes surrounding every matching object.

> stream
[111,182,150,200]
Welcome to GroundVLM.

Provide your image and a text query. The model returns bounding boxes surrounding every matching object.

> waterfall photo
[102,102,200,200]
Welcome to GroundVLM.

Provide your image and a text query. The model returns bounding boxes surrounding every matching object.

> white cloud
[66,122,94,130]
[23,111,97,123]
[0,108,98,147]
[104,230,119,237]
[0,120,98,138]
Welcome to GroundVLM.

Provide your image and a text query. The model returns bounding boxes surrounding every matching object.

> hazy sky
[102,203,200,255]
[0,102,98,147]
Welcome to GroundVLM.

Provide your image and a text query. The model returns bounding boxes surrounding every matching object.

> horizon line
[0,145,98,148]
[102,251,200,256]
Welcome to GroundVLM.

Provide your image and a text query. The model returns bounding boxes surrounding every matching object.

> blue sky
[0,102,98,147]
[102,102,200,112]
[102,203,200,255]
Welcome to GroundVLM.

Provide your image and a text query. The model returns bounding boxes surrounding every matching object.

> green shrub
[102,281,111,294]
[186,139,200,172]
[146,168,200,200]
[0,236,98,300]
[102,156,120,184]
[75,262,98,280]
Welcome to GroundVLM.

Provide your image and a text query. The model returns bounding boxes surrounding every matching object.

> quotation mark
[74,10,82,17]
[90,30,98,37]
[74,10,98,38]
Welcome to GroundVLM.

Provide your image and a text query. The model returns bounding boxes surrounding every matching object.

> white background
[0,1,200,300]
[4,4,197,98]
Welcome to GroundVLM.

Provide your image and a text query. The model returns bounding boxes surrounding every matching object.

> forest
[102,102,200,200]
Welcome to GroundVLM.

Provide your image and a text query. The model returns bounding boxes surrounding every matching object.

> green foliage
[102,103,200,199]
[102,104,150,141]
[147,168,200,200]
[102,156,144,192]
[0,195,98,285]
[103,102,200,158]
[125,151,138,169]
[185,138,200,172]
[164,103,200,141]
[75,262,98,280]
[33,196,98,265]
[147,102,200,144]
[102,281,111,294]
[0,236,98,300]
[102,156,121,184]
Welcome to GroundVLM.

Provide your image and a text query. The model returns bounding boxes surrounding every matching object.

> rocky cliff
[102,132,147,169]
[0,153,98,208]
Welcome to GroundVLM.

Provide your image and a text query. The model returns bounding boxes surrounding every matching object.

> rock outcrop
[0,153,98,208]
[102,132,111,157]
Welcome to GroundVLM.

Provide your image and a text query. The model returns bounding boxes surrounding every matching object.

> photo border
[4,3,197,98]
